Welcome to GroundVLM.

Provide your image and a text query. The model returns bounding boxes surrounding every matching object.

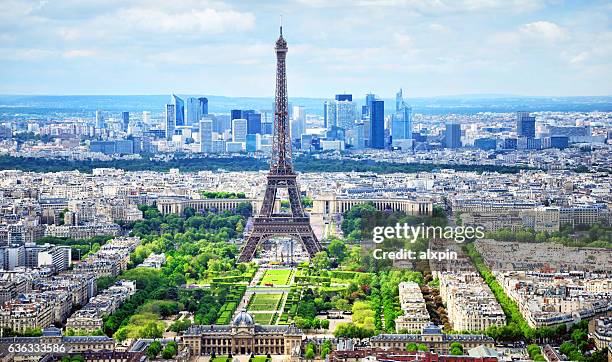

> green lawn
[251,312,276,325]
[248,293,283,311]
[259,269,292,286]
[211,358,232,362]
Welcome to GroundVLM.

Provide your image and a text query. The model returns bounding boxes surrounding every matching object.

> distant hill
[0,94,611,117]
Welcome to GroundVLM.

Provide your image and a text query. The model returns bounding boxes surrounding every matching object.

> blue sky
[0,0,610,97]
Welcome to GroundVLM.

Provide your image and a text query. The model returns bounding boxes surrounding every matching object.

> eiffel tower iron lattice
[237,25,322,263]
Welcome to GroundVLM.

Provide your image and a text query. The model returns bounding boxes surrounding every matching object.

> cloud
[0,48,55,61]
[490,20,568,48]
[518,21,567,42]
[0,0,609,96]
[114,7,255,35]
[7,1,256,47]
[294,0,544,13]
[0,48,97,61]
[63,49,97,58]
[568,52,589,65]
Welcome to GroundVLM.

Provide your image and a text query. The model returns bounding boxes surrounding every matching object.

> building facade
[181,311,303,356]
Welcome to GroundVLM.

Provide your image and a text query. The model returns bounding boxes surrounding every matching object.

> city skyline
[0,0,611,97]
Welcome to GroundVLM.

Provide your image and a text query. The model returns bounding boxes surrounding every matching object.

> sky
[0,0,610,97]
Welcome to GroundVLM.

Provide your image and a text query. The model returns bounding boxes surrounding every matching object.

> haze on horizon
[0,0,611,98]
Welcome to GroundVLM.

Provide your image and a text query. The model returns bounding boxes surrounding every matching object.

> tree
[146,341,162,359]
[311,251,331,270]
[305,343,316,360]
[235,202,253,217]
[141,321,163,339]
[333,323,375,339]
[328,238,348,261]
[406,343,417,352]
[320,319,330,330]
[449,342,463,355]
[294,317,312,330]
[334,298,351,311]
[321,340,332,358]
[161,343,177,359]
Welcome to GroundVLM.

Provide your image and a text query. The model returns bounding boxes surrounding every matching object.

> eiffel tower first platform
[237,25,322,263]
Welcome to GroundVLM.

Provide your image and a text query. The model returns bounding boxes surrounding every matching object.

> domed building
[180,310,303,357]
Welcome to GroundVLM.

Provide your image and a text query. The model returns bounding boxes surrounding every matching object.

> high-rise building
[365,93,376,105]
[199,119,213,153]
[336,100,356,130]
[445,122,462,149]
[364,93,376,118]
[291,106,306,141]
[369,99,385,149]
[516,111,536,138]
[142,111,151,124]
[232,118,247,143]
[95,110,105,129]
[395,88,403,112]
[121,111,129,132]
[261,111,274,135]
[246,134,261,152]
[323,101,329,129]
[246,112,262,135]
[165,104,176,140]
[186,97,200,126]
[171,94,185,127]
[335,94,352,102]
[392,104,413,141]
[231,109,242,121]
[212,115,231,133]
[199,97,209,116]
[325,101,337,130]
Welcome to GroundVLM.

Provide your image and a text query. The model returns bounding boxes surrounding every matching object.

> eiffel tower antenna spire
[238,24,321,263]
[280,15,283,36]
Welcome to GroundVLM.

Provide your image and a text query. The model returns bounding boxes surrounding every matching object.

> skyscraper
[246,112,262,135]
[186,97,199,126]
[165,104,176,140]
[323,101,329,129]
[199,97,209,116]
[171,94,185,127]
[363,93,376,119]
[121,111,129,132]
[392,105,413,141]
[186,97,209,126]
[395,88,403,112]
[325,101,337,131]
[445,122,462,149]
[142,111,151,124]
[370,99,385,149]
[291,105,306,141]
[231,109,242,121]
[335,94,352,102]
[199,119,213,153]
[246,134,261,152]
[95,110,105,129]
[232,118,247,143]
[516,111,536,138]
[336,99,356,130]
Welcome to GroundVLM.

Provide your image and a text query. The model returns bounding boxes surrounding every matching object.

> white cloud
[568,51,589,64]
[115,7,255,35]
[0,48,55,61]
[294,0,544,13]
[518,21,567,42]
[63,49,97,58]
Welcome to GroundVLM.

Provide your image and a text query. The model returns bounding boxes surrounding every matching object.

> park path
[250,267,267,287]
[234,291,254,319]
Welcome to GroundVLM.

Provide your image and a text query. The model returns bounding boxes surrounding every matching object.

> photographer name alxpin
[372,248,458,260]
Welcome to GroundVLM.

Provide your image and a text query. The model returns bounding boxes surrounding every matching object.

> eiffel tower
[237,25,322,263]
